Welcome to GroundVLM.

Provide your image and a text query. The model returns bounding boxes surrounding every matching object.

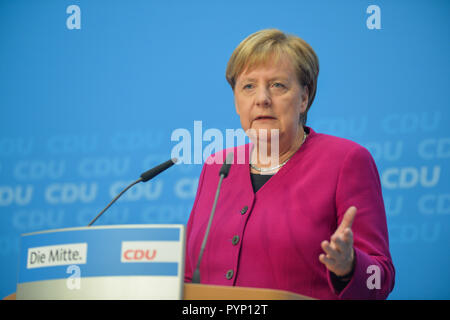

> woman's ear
[234,94,241,116]
[301,85,309,113]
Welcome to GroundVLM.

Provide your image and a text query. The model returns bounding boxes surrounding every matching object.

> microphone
[192,152,234,284]
[140,158,177,182]
[87,158,177,227]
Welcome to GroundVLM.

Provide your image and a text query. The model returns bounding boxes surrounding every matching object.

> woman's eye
[272,82,286,88]
[243,84,254,90]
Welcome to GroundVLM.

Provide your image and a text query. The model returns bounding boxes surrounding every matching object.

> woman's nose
[255,87,271,107]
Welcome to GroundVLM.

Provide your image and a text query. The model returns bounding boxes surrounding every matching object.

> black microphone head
[140,158,177,182]
[219,152,234,178]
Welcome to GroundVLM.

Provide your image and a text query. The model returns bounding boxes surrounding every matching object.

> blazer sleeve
[329,145,395,299]
[184,162,208,283]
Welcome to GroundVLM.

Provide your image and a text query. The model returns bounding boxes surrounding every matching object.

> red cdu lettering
[123,249,157,261]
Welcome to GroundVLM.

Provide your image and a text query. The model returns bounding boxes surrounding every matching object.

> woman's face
[234,55,309,150]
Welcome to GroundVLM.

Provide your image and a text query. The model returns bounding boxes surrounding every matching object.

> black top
[250,173,274,193]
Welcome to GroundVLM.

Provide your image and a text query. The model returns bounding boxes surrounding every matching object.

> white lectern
[16,224,185,300]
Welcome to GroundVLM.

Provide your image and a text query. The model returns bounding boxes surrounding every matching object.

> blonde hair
[226,29,319,125]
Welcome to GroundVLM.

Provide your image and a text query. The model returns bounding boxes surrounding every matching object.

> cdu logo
[123,249,157,262]
[120,241,180,263]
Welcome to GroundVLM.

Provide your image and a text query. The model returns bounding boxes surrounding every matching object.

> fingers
[331,235,346,253]
[330,228,353,250]
[321,240,340,260]
[319,253,334,267]
[320,229,354,274]
[342,228,353,243]
[336,206,357,234]
[336,228,354,246]
[319,206,357,275]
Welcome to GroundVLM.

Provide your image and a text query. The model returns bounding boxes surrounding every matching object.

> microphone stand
[192,152,233,283]
[87,158,177,227]
[87,178,142,227]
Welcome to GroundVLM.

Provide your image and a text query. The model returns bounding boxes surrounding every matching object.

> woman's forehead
[238,55,296,81]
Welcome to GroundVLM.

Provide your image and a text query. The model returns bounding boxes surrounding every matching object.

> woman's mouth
[255,116,276,121]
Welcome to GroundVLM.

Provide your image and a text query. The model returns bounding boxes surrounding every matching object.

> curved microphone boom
[87,158,177,226]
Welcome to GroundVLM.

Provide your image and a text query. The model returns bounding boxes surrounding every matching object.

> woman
[184,29,395,300]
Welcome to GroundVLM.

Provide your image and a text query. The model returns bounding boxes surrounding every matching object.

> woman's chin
[247,125,280,134]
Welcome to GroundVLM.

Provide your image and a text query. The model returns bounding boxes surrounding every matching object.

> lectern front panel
[16,225,185,300]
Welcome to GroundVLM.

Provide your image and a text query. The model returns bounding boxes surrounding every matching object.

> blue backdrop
[1,0,449,299]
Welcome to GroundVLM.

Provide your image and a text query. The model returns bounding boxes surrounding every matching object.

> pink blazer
[184,127,395,299]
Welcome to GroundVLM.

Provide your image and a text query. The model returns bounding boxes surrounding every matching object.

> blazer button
[226,269,234,280]
[232,235,240,245]
[240,206,248,215]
